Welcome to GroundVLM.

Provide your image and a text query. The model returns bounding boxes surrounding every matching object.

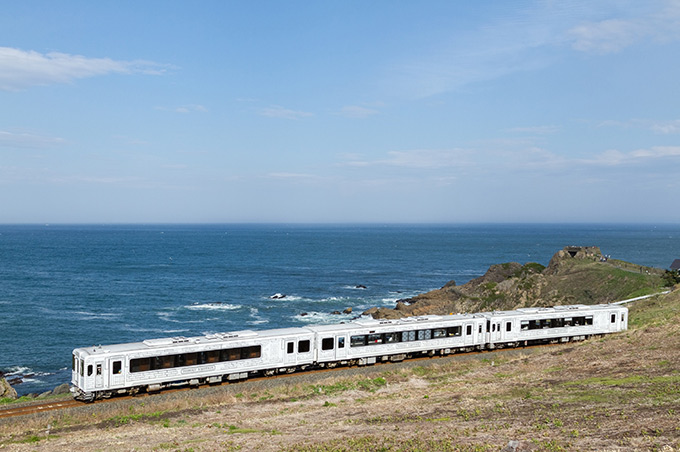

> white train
[71,303,627,401]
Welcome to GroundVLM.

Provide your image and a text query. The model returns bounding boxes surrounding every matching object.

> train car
[71,327,316,402]
[480,304,628,349]
[314,314,487,366]
[71,303,627,402]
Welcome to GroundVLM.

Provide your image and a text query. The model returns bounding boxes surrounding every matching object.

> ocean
[0,223,678,396]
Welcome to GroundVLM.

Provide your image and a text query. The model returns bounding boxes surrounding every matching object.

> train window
[492,324,496,332]
[224,348,241,361]
[402,331,416,342]
[175,354,186,367]
[242,346,261,359]
[96,364,102,376]
[159,355,174,368]
[130,358,151,373]
[433,328,447,338]
[621,314,626,323]
[338,337,345,348]
[564,317,573,326]
[72,355,76,372]
[417,329,432,340]
[205,350,220,363]
[351,335,366,347]
[479,324,483,334]
[113,361,122,374]
[585,316,593,325]
[506,322,512,332]
[367,333,383,345]
[287,342,294,354]
[384,332,400,343]
[185,353,198,366]
[322,337,334,350]
[466,325,472,336]
[299,340,311,353]
[611,314,616,323]
[448,326,462,337]
[521,320,529,331]
[87,364,93,377]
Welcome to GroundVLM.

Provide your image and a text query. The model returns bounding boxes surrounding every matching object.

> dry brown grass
[1,292,679,451]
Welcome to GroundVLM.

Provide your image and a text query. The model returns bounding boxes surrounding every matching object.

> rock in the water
[342,307,353,314]
[0,377,18,400]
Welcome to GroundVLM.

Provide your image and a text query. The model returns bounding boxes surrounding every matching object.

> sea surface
[0,223,678,395]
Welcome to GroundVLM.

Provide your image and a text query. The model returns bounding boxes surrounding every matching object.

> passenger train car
[71,303,627,401]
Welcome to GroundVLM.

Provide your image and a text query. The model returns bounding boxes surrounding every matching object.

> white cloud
[341,148,473,170]
[260,105,313,120]
[568,18,643,54]
[156,104,208,114]
[649,120,680,134]
[0,47,168,91]
[0,130,66,148]
[583,146,680,166]
[505,125,561,135]
[568,1,680,54]
[338,105,379,118]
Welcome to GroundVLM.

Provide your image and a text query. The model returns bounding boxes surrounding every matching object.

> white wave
[265,294,302,301]
[294,311,354,324]
[2,367,54,381]
[342,285,368,290]
[247,307,269,325]
[73,311,120,320]
[319,296,350,302]
[185,302,242,311]
[157,311,214,324]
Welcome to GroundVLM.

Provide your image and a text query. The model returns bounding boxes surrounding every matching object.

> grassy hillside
[367,246,666,319]
[2,289,679,451]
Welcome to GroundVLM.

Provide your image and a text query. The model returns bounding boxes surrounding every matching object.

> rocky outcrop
[364,246,663,319]
[0,373,18,400]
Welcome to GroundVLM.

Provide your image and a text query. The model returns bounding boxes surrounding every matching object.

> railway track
[0,342,560,420]
[0,398,83,420]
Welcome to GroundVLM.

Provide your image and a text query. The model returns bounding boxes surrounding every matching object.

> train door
[83,361,95,390]
[94,361,104,388]
[488,320,502,344]
[109,357,124,387]
[336,335,347,360]
[317,337,336,363]
[463,322,475,346]
[284,340,297,365]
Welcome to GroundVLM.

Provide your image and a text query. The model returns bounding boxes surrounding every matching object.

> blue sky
[1,1,679,223]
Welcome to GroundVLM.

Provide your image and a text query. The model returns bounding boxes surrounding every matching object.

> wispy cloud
[505,125,561,135]
[341,148,473,170]
[388,1,680,98]
[260,105,313,120]
[0,47,169,91]
[579,146,680,166]
[338,105,379,118]
[156,104,208,114]
[597,118,680,134]
[0,129,66,148]
[568,1,680,54]
[265,172,323,181]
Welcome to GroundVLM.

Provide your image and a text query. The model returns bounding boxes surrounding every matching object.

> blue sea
[1,223,678,395]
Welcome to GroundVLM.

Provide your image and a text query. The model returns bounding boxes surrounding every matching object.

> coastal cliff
[364,246,665,319]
